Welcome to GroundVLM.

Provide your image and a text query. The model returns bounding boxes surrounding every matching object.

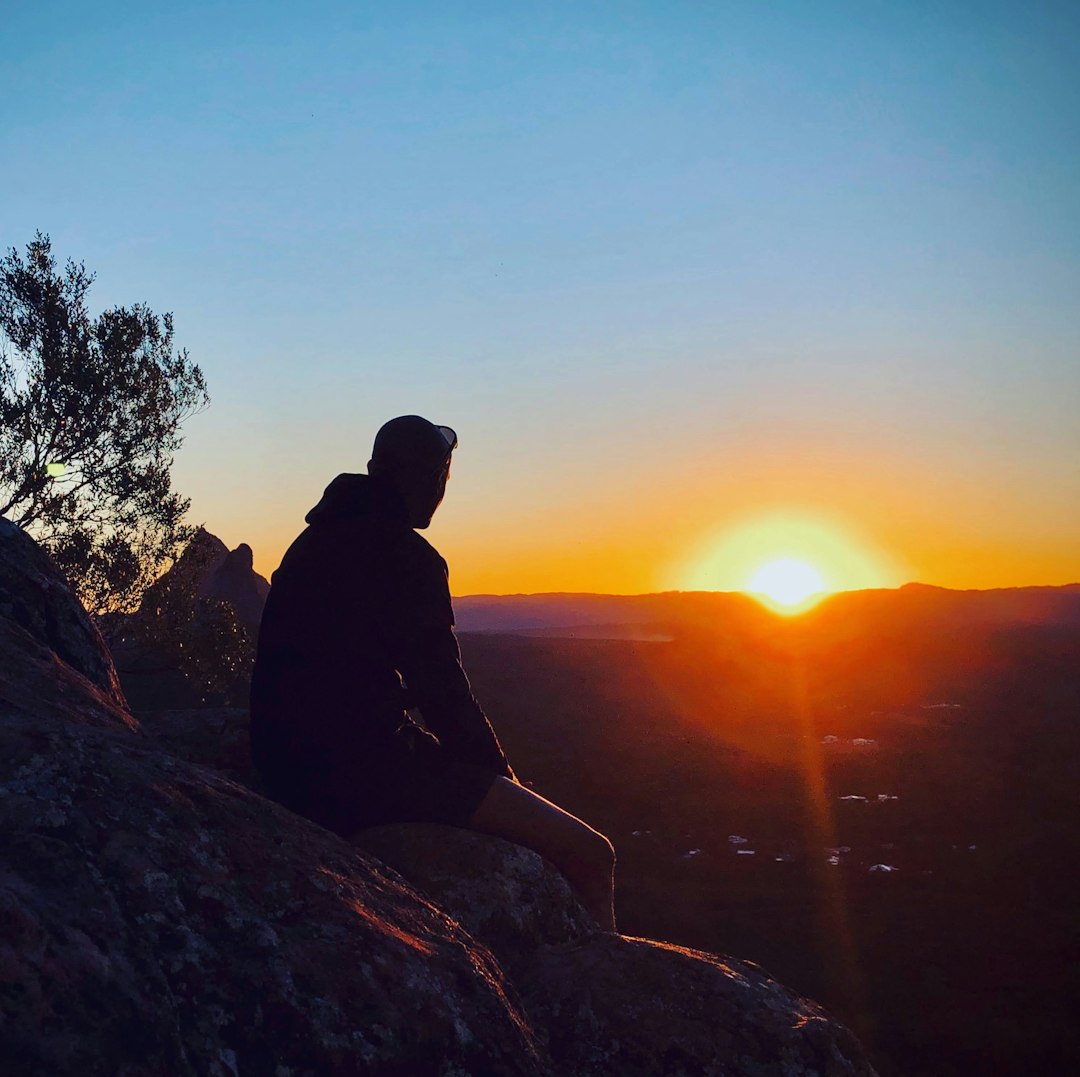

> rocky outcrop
[0,517,132,731]
[0,519,878,1076]
[0,520,544,1075]
[136,706,262,790]
[149,528,268,634]
[354,827,874,1076]
[201,542,270,634]
[354,826,597,982]
[147,526,231,602]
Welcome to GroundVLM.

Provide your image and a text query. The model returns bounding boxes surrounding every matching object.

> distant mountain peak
[141,528,269,632]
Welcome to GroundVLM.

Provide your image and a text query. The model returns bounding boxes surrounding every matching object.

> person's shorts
[267,730,500,837]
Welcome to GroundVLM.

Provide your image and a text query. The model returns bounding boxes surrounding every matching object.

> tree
[0,233,208,616]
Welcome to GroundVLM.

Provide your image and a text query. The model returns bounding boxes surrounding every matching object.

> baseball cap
[370,415,458,475]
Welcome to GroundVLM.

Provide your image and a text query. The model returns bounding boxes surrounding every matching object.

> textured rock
[0,517,132,731]
[1,524,879,1076]
[354,825,596,980]
[0,523,545,1076]
[137,706,260,789]
[0,706,545,1076]
[353,825,877,1077]
[526,936,870,1076]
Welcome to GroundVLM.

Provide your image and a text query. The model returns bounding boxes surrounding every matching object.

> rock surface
[354,825,597,982]
[353,826,875,1076]
[136,706,261,790]
[0,517,131,731]
[0,519,878,1076]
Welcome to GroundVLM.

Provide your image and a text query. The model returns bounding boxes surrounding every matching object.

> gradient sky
[4,1,1079,595]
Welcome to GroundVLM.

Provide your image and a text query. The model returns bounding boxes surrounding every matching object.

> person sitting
[250,415,616,929]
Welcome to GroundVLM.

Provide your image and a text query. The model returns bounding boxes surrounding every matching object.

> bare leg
[468,777,616,931]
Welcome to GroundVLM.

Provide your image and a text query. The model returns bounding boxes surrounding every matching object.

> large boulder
[0,517,131,731]
[0,521,544,1075]
[0,521,878,1075]
[135,706,260,790]
[526,936,870,1076]
[354,826,874,1076]
[354,825,597,981]
[0,707,546,1076]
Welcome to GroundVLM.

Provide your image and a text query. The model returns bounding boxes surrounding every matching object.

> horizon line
[451,581,1080,600]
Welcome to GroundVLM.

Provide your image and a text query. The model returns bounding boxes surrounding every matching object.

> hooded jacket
[249,473,513,800]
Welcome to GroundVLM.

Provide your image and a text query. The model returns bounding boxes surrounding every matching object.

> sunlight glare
[668,508,905,610]
[747,561,820,604]
[747,558,825,610]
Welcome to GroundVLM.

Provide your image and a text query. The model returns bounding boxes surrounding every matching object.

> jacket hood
[304,473,408,526]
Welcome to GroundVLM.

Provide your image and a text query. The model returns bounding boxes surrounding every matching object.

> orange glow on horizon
[246,498,1077,597]
[668,509,905,599]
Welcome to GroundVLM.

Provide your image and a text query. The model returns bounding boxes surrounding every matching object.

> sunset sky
[4,2,1078,596]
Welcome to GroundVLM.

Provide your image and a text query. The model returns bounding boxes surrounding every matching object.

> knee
[584,827,616,874]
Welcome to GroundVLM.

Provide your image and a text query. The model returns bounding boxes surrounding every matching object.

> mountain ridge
[452,582,1080,635]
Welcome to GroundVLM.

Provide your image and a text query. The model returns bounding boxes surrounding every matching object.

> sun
[746,558,826,614]
[667,508,905,612]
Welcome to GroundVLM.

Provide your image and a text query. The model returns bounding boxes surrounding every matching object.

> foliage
[175,597,255,706]
[0,232,208,615]
[117,528,257,706]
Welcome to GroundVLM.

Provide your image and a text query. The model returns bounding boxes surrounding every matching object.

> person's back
[250,472,416,816]
[250,415,616,930]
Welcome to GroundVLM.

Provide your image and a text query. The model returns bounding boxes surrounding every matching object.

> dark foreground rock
[0,519,877,1076]
[136,706,260,789]
[0,518,130,728]
[355,826,873,1076]
[354,825,597,982]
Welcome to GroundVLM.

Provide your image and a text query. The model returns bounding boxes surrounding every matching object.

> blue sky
[4,1,1079,591]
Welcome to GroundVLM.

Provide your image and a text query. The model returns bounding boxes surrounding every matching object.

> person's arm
[384,540,515,779]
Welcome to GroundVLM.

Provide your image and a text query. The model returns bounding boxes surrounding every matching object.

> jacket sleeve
[383,540,514,780]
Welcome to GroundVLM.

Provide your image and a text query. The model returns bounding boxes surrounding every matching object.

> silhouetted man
[251,415,615,929]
